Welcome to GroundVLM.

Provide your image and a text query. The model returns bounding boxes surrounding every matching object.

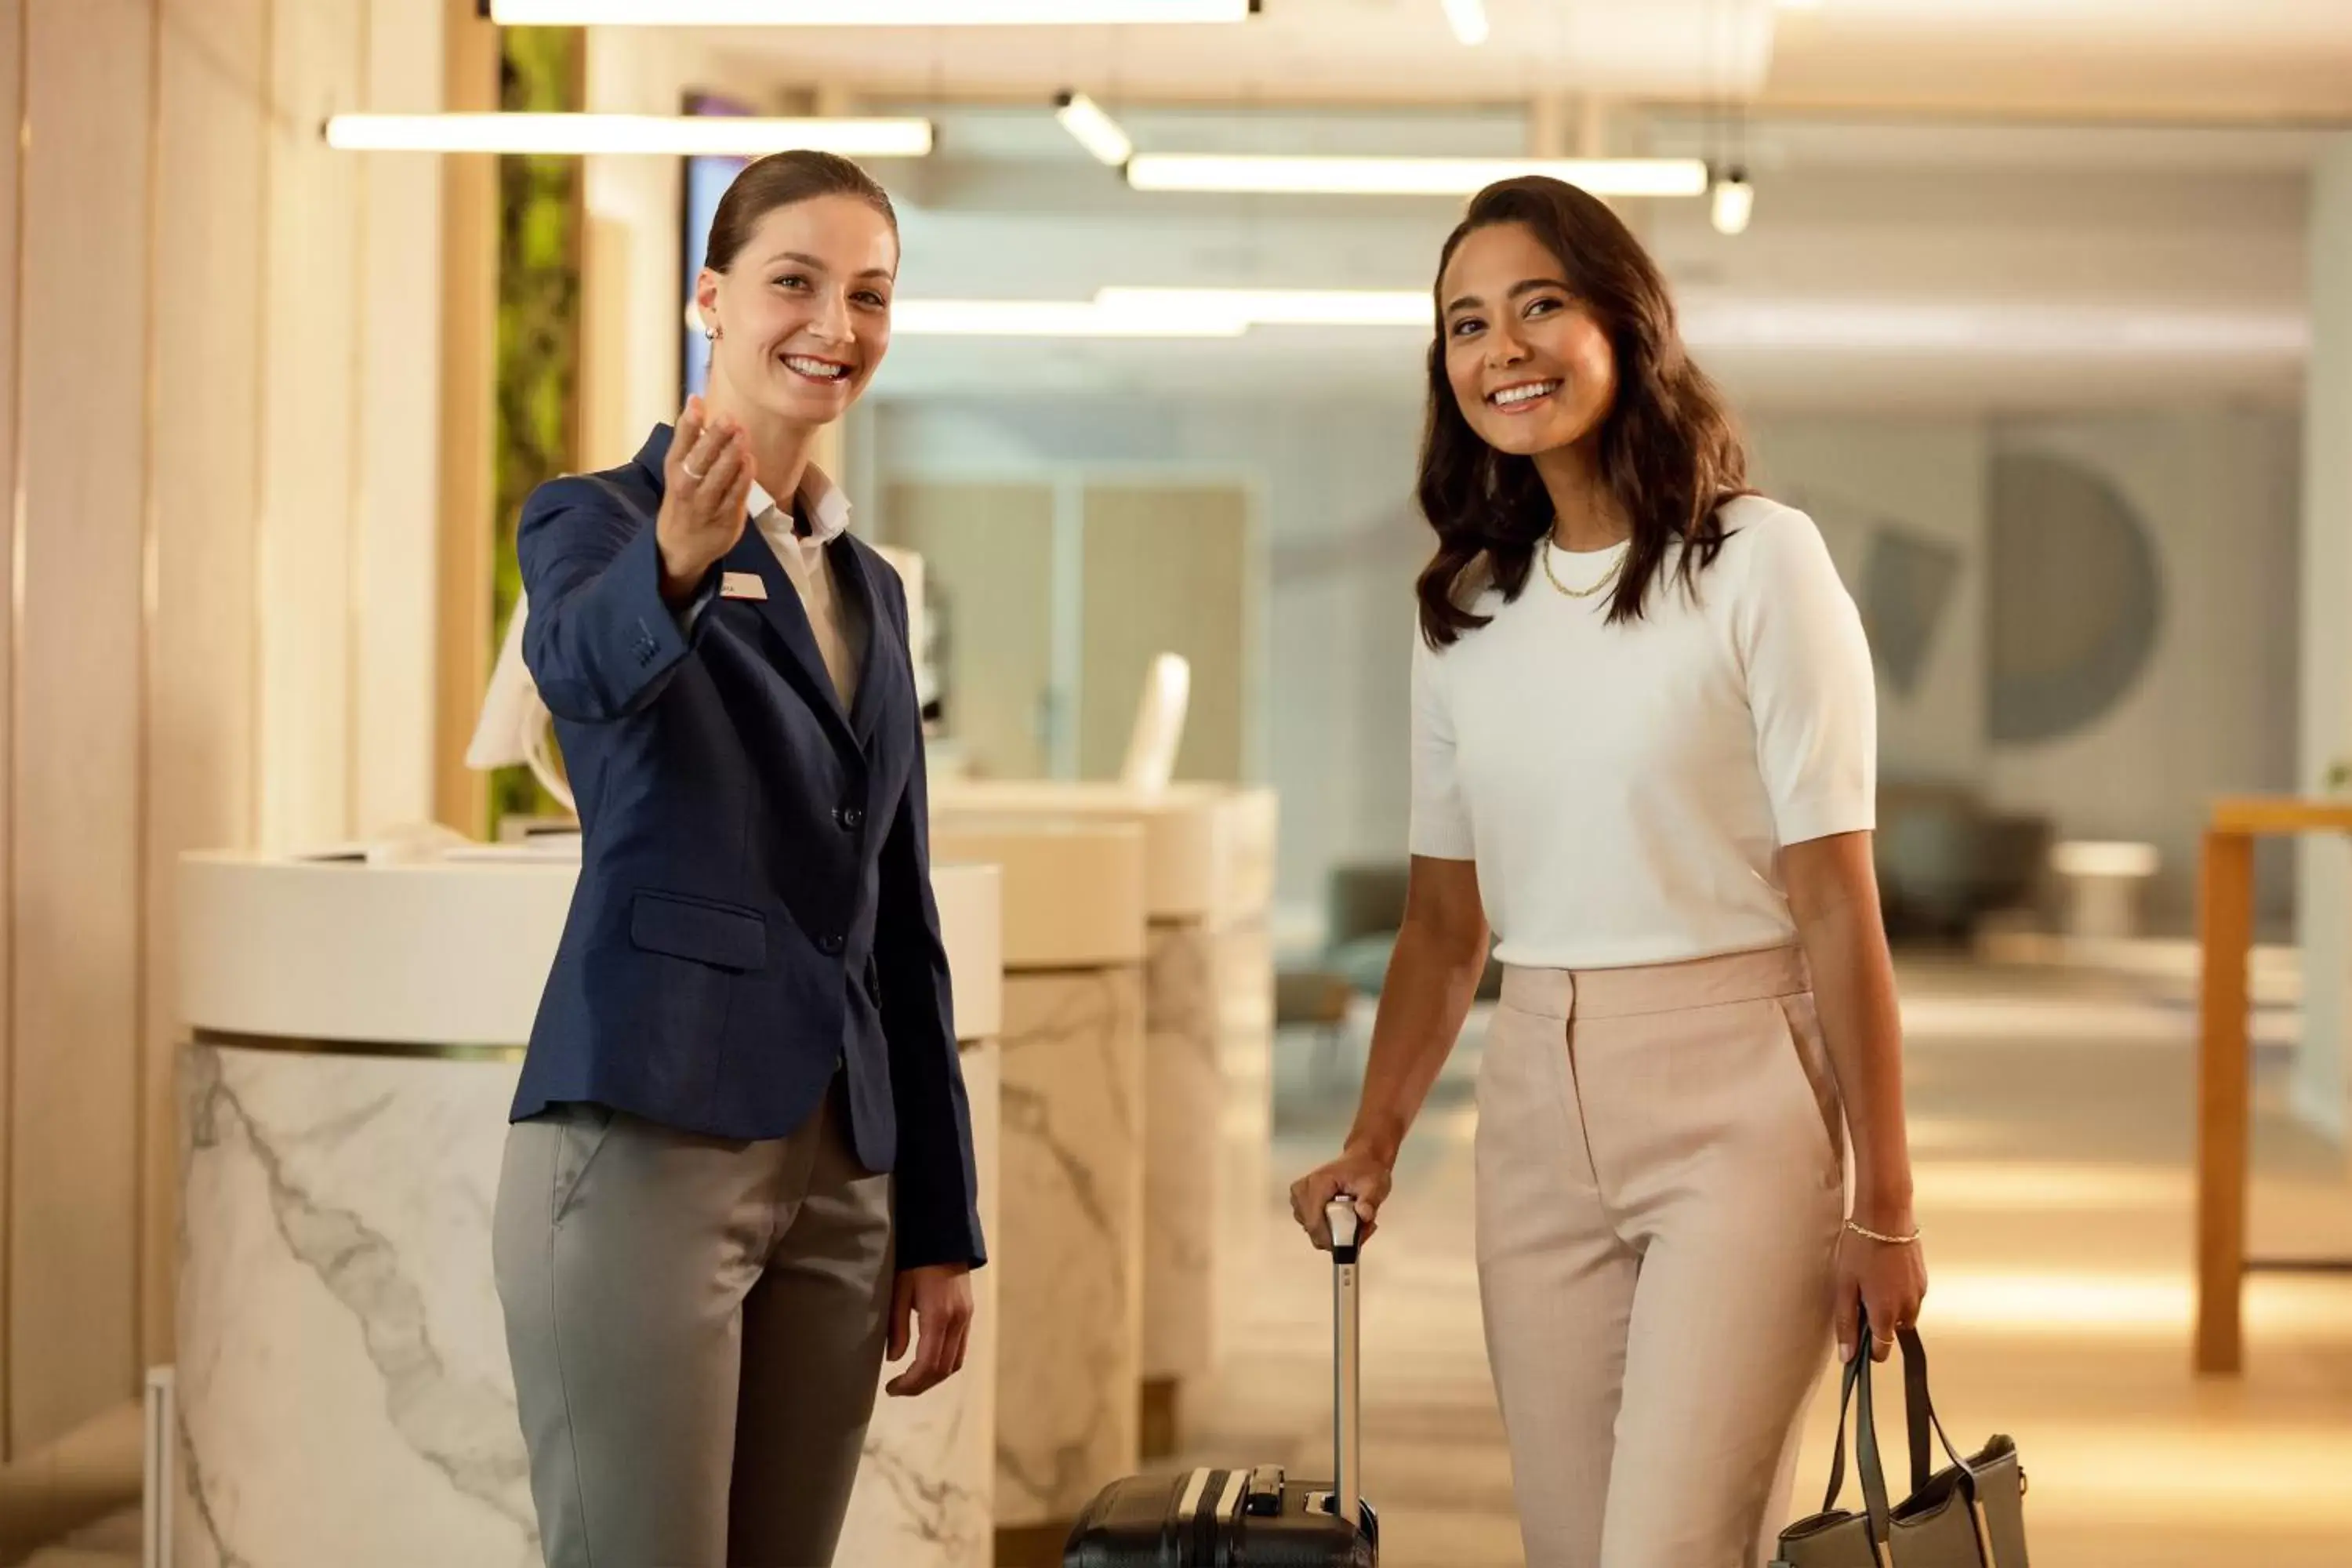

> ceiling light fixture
[323,113,933,158]
[887,290,2307,355]
[1710,169,1754,235]
[1054,92,1134,167]
[485,0,1256,23]
[1677,300,2309,356]
[891,299,1246,338]
[1094,287,1428,327]
[1123,154,1709,198]
[1439,0,1489,47]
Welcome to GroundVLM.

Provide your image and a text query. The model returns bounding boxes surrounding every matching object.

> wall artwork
[1778,485,1962,706]
[1859,526,1965,700]
[1986,449,2164,746]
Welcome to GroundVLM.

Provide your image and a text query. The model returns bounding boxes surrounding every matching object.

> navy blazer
[510,424,985,1272]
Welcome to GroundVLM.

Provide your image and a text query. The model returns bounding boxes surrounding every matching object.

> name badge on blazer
[720,571,768,601]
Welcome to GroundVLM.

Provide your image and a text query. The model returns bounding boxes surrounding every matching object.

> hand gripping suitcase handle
[1326,1200,1363,1530]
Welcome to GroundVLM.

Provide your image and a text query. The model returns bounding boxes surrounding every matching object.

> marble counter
[931,820,1149,1539]
[934,784,1277,1456]
[836,1039,1003,1568]
[173,851,1004,1568]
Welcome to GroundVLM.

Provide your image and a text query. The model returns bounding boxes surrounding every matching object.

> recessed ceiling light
[1711,169,1755,235]
[323,113,932,158]
[486,1,1256,23]
[1054,93,1134,167]
[1439,0,1490,48]
[1123,154,1709,198]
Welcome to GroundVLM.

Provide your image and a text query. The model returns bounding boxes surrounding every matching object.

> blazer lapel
[719,526,858,749]
[830,538,888,751]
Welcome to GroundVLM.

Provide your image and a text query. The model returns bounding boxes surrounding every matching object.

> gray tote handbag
[1773,1311,2031,1568]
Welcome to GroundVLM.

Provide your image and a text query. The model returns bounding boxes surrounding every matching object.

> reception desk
[172,848,1004,1568]
[927,819,1149,1554]
[934,781,1277,1457]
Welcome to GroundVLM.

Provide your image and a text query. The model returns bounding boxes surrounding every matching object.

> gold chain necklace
[1541,539,1624,600]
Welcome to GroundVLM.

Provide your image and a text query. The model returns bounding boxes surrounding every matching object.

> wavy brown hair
[1415,176,1749,648]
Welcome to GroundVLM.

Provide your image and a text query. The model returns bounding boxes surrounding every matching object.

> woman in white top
[1290,176,1927,1567]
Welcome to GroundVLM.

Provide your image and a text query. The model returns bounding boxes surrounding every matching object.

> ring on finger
[681,462,706,481]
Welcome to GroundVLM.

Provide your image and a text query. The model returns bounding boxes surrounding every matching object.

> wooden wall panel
[885,482,1058,780]
[9,0,153,1455]
[254,0,360,851]
[354,0,442,837]
[1079,483,1254,785]
[0,0,22,1461]
[141,0,267,1373]
[433,0,497,837]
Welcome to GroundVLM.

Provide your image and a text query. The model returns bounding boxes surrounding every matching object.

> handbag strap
[1821,1319,1893,1548]
[1851,1324,1897,1545]
[1828,1306,1994,1560]
[1896,1323,1973,1496]
[1821,1344,1864,1514]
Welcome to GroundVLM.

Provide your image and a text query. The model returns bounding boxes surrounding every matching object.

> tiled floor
[24,956,2352,1567]
[1178,955,2352,1568]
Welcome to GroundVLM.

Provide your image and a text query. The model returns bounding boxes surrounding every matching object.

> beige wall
[886,481,1059,779]
[0,0,445,1461]
[1077,481,1254,785]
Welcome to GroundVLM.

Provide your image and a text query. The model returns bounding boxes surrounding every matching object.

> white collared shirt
[745,467,865,710]
[683,464,868,712]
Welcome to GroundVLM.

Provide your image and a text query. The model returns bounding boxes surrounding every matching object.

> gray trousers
[492,1080,894,1568]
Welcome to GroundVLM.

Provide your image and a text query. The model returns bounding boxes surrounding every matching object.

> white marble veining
[179,1038,1011,1568]
[176,1044,535,1568]
[993,968,1149,1528]
[840,1040,1004,1568]
[1143,924,1224,1386]
[1216,919,1278,1266]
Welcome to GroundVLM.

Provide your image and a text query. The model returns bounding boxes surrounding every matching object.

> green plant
[490,27,583,833]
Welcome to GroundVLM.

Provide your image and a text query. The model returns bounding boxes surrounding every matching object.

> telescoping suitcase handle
[1326,1200,1364,1529]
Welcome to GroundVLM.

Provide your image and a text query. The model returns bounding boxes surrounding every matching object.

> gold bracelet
[1845,1218,1922,1247]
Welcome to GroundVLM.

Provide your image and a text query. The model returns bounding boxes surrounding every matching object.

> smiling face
[1438,220,1619,460]
[696,193,898,427]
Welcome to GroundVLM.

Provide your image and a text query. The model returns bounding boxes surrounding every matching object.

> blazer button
[837,805,865,830]
[818,934,845,956]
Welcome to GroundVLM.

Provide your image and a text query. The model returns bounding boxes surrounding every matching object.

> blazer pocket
[629,891,768,972]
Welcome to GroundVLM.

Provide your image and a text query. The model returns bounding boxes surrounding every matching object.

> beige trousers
[1475,946,1846,1568]
[492,1079,894,1568]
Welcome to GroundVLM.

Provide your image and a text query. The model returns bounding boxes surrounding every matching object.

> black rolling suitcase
[1063,1200,1379,1567]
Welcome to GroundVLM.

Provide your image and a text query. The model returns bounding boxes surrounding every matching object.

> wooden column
[432,0,498,837]
[2194,825,2254,1374]
[2193,796,2352,1374]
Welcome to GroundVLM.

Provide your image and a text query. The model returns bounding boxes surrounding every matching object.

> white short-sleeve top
[1408,494,1876,971]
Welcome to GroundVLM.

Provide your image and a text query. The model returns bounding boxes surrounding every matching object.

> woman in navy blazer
[491,151,982,1568]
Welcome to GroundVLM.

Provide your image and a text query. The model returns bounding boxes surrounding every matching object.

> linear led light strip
[322,114,933,158]
[1048,93,1704,199]
[891,290,2310,353]
[485,1,1256,22]
[892,299,1242,338]
[1124,154,1710,198]
[895,290,1427,336]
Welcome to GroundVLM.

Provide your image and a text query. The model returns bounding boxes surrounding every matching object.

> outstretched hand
[655,395,756,604]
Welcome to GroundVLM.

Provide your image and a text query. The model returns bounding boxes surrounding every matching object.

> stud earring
[704,323,720,343]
